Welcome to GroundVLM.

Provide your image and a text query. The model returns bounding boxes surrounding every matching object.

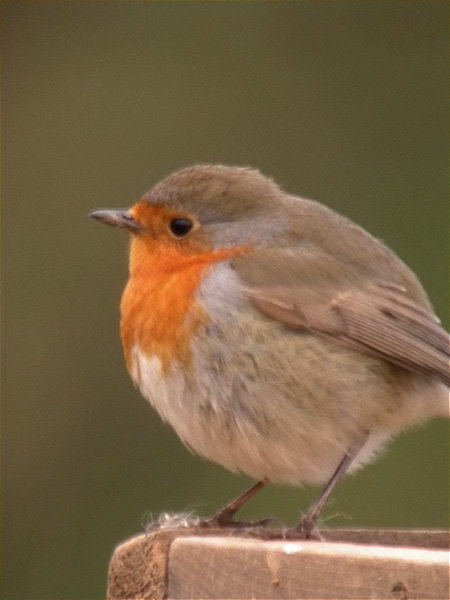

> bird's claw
[198,510,280,530]
[286,517,322,540]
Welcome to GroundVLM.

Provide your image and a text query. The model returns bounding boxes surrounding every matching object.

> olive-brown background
[2,2,449,598]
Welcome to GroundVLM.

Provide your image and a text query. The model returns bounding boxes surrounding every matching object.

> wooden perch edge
[107,528,449,600]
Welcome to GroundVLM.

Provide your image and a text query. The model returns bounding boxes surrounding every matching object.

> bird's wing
[234,249,450,386]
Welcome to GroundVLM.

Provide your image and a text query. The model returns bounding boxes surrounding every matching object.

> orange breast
[120,237,248,375]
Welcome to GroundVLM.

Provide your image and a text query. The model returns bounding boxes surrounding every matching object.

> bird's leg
[294,436,368,539]
[200,480,273,528]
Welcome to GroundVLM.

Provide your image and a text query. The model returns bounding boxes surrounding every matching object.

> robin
[91,165,449,536]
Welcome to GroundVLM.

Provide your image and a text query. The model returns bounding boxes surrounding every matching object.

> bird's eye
[169,218,194,238]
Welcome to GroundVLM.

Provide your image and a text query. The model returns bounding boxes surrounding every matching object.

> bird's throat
[120,239,249,375]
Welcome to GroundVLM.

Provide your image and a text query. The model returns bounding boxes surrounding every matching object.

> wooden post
[107,528,449,600]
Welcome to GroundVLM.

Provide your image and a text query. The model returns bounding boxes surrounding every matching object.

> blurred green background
[2,1,449,598]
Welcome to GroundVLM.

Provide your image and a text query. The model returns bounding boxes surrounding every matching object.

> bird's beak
[90,210,144,233]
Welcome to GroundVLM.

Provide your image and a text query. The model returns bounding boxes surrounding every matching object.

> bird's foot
[286,516,322,540]
[198,507,279,530]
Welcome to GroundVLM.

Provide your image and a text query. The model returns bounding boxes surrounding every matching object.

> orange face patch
[120,202,249,374]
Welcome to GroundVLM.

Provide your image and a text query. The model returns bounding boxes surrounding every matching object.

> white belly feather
[127,264,447,486]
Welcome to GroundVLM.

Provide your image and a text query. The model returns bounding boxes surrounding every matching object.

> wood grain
[107,528,449,600]
[168,536,448,600]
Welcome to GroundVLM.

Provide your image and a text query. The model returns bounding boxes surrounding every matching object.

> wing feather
[236,250,449,386]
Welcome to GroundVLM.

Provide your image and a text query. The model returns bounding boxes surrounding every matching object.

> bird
[91,164,449,537]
